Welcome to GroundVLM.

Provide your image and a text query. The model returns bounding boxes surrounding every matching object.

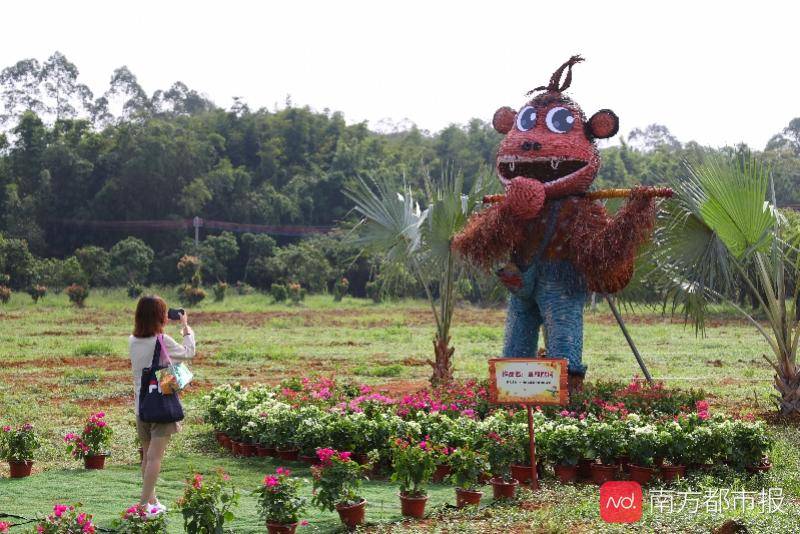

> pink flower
[264,475,279,487]
[2,426,10,432]
[696,400,709,412]
[53,504,68,518]
[22,423,33,431]
[37,525,45,533]
[95,412,105,418]
[698,410,710,421]
[0,521,9,533]
[301,520,309,526]
[192,474,203,489]
[338,451,352,461]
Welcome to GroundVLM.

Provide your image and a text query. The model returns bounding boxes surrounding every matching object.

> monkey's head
[491,55,618,199]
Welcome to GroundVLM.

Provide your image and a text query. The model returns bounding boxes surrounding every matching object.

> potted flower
[431,443,453,483]
[64,412,112,469]
[272,408,303,461]
[0,422,40,478]
[447,447,490,508]
[683,425,717,470]
[114,504,169,533]
[311,448,371,530]
[586,421,624,484]
[626,424,661,485]
[35,504,96,533]
[725,419,773,473]
[484,432,519,499]
[254,467,308,534]
[547,423,587,484]
[295,409,331,464]
[390,437,437,518]
[175,470,239,533]
[660,421,688,483]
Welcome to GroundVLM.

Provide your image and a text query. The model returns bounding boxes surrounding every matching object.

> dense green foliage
[2,53,800,300]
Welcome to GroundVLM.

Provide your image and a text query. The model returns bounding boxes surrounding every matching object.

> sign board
[488,358,568,406]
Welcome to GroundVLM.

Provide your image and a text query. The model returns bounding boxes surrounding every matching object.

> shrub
[177,255,202,282]
[179,284,206,306]
[723,419,773,469]
[64,412,112,459]
[66,284,89,307]
[212,281,228,302]
[365,280,382,303]
[110,237,154,285]
[75,245,111,287]
[127,281,144,299]
[546,423,587,467]
[333,277,349,302]
[586,420,626,465]
[390,437,437,497]
[661,421,690,466]
[288,283,303,305]
[311,449,371,511]
[254,467,307,526]
[176,470,239,533]
[484,431,518,482]
[0,422,40,462]
[447,447,490,491]
[114,504,168,533]
[234,281,255,295]
[0,285,10,304]
[626,424,662,467]
[270,283,288,302]
[35,504,97,534]
[295,409,333,455]
[28,284,46,303]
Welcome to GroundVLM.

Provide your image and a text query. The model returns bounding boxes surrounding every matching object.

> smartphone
[167,308,185,320]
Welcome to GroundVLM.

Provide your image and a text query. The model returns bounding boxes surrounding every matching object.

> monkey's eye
[545,107,575,133]
[516,106,536,131]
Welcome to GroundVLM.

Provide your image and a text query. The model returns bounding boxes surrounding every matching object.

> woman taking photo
[130,295,195,514]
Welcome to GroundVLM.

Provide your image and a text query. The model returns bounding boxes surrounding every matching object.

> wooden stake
[527,405,539,490]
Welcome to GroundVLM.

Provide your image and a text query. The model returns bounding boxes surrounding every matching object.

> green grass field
[0,290,798,533]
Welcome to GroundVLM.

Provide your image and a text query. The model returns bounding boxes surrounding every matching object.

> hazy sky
[2,1,798,149]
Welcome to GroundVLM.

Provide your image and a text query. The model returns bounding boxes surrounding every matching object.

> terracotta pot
[510,464,532,484]
[256,445,270,457]
[660,464,686,483]
[577,458,593,481]
[8,460,33,478]
[276,448,299,461]
[84,454,107,470]
[261,445,277,457]
[746,459,772,474]
[455,488,483,508]
[266,522,297,534]
[240,443,256,457]
[432,463,451,483]
[214,431,225,444]
[629,464,657,485]
[490,477,518,500]
[590,463,616,485]
[336,499,366,530]
[231,441,243,457]
[298,454,319,465]
[654,456,664,468]
[399,492,428,518]
[221,436,232,450]
[554,463,578,484]
[354,452,370,465]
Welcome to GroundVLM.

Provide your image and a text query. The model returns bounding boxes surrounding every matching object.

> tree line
[1,52,800,298]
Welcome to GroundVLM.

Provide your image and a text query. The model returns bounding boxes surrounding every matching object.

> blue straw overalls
[501,200,588,376]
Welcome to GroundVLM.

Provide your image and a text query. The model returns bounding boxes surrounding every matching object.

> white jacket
[130,331,195,416]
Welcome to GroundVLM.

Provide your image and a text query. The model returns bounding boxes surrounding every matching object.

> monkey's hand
[505,177,545,220]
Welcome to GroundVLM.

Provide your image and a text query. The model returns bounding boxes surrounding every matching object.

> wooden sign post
[488,358,569,490]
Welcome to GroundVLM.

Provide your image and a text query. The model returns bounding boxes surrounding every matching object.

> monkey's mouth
[496,156,587,185]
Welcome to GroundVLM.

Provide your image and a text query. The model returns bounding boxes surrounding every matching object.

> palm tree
[653,154,800,415]
[346,173,491,385]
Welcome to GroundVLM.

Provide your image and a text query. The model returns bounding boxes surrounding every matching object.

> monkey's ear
[587,109,619,139]
[492,107,516,134]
